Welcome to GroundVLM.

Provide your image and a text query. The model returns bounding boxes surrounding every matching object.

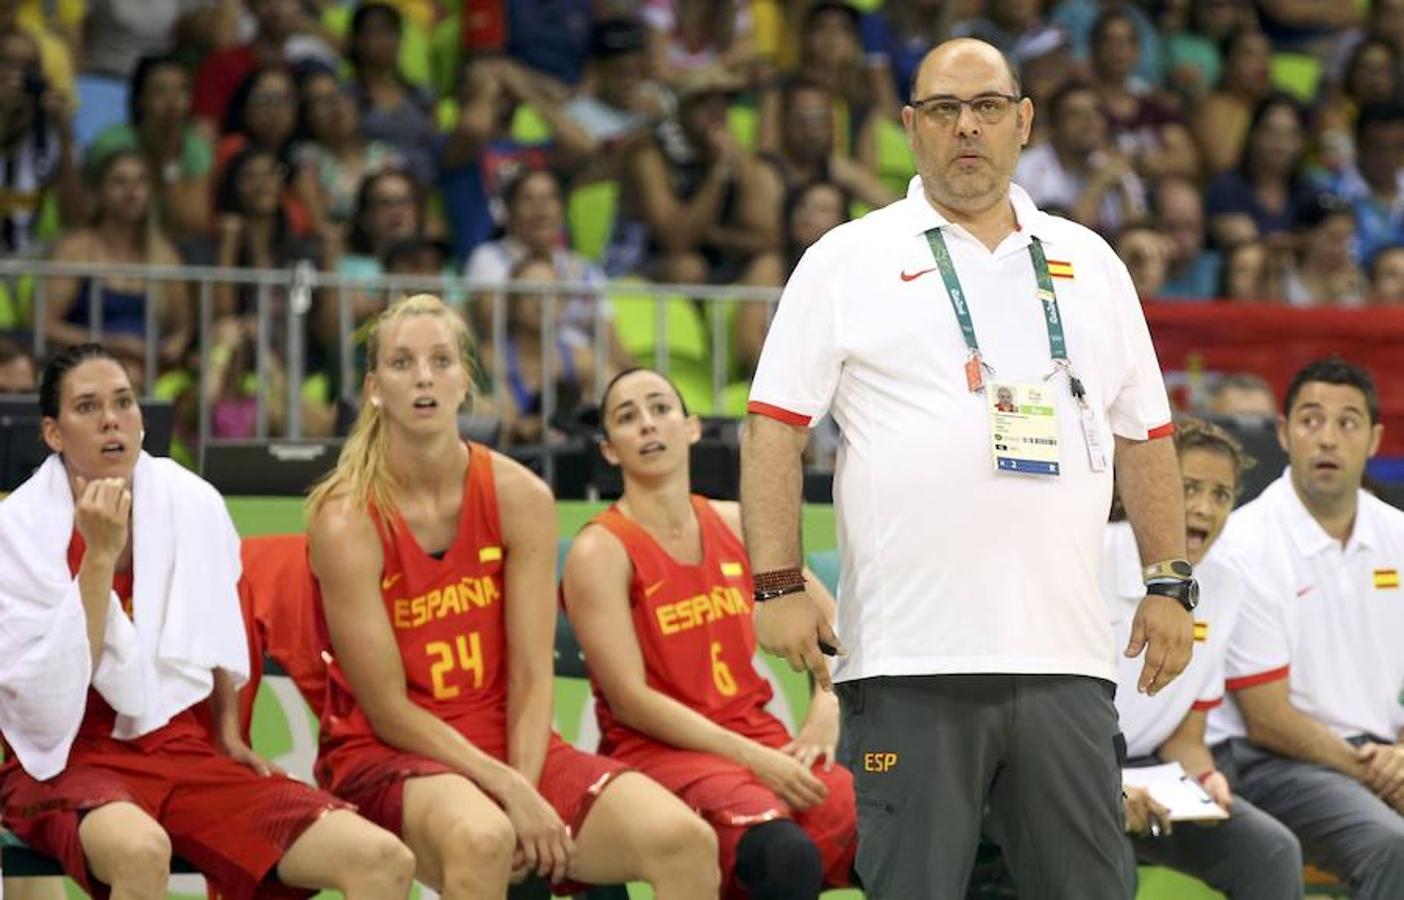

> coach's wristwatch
[1144,576,1199,613]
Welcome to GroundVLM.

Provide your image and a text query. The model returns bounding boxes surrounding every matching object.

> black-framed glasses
[910,92,1020,126]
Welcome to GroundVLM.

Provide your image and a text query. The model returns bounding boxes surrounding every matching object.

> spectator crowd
[2,0,1404,455]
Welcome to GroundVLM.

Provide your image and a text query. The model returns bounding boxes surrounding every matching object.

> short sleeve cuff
[1191,696,1224,712]
[1226,665,1290,692]
[1147,422,1175,440]
[1109,416,1175,442]
[747,401,812,427]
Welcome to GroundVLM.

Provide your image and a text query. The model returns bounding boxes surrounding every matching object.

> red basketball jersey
[589,497,781,757]
[320,443,512,757]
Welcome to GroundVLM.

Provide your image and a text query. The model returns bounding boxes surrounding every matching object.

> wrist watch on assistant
[1142,558,1199,612]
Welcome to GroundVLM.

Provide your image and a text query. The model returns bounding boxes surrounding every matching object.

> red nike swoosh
[1296,585,1315,598]
[900,267,937,282]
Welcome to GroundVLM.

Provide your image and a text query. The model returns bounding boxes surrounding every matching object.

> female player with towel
[0,343,413,900]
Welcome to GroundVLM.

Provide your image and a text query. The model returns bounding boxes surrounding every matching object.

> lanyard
[923,227,1085,399]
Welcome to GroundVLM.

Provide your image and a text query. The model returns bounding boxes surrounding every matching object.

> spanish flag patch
[479,546,502,563]
[1374,568,1400,589]
[1193,621,1209,642]
[1047,259,1075,279]
[720,561,744,578]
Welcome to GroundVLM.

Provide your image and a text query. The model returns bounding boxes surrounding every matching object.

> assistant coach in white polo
[739,38,1195,899]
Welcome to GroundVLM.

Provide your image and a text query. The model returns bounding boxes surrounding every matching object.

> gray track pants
[837,674,1129,900]
[1128,792,1303,899]
[1223,738,1404,900]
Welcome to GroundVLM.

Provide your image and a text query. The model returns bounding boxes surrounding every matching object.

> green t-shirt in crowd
[85,123,214,182]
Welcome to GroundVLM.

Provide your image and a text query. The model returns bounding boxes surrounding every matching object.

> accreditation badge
[988,382,1060,476]
[1077,400,1109,472]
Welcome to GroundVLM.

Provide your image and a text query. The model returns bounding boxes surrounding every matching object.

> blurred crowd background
[1,0,1402,475]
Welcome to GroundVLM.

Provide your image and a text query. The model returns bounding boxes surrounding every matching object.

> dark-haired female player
[563,367,856,900]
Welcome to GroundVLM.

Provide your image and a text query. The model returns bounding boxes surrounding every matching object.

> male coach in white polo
[1210,358,1404,898]
[739,38,1195,899]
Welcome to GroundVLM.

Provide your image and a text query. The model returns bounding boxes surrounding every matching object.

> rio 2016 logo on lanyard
[921,227,1108,473]
[922,228,1076,393]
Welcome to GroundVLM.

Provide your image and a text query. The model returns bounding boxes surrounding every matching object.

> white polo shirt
[1207,472,1404,745]
[1103,522,1244,758]
[749,176,1173,683]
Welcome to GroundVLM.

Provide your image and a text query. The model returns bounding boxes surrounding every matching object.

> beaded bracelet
[753,567,806,603]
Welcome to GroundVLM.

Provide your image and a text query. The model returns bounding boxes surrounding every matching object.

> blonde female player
[562,367,857,900]
[305,296,720,900]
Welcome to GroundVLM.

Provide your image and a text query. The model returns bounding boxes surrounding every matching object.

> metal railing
[0,260,780,480]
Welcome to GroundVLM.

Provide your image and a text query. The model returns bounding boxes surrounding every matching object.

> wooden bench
[1303,864,1351,898]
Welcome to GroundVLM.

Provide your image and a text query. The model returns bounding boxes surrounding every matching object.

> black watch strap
[1145,578,1198,613]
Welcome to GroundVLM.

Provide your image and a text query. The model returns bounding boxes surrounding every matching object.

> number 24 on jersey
[427,632,485,699]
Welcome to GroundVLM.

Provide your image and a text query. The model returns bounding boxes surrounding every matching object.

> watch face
[1147,578,1199,611]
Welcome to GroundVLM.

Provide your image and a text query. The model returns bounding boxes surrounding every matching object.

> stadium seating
[0,276,34,332]
[1269,52,1322,104]
[870,118,917,197]
[607,282,717,414]
[566,180,619,263]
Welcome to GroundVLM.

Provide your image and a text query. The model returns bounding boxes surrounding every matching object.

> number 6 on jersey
[711,641,738,696]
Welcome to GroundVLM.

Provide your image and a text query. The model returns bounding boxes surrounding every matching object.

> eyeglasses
[910,92,1020,126]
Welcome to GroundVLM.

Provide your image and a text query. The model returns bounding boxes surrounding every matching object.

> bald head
[910,38,1021,103]
[901,37,1033,223]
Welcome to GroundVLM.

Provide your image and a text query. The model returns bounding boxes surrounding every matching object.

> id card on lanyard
[924,228,1109,474]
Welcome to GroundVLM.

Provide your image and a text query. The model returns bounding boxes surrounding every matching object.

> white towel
[0,453,249,779]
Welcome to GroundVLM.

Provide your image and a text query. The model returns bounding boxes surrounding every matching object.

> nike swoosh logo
[644,580,666,598]
[1296,585,1315,598]
[900,266,938,282]
[381,572,402,591]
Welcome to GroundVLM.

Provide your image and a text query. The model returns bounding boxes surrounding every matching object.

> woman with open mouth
[1103,417,1304,898]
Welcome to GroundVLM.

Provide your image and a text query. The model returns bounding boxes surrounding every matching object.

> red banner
[1145,302,1404,454]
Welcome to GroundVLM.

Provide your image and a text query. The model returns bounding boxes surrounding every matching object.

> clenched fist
[74,476,131,564]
